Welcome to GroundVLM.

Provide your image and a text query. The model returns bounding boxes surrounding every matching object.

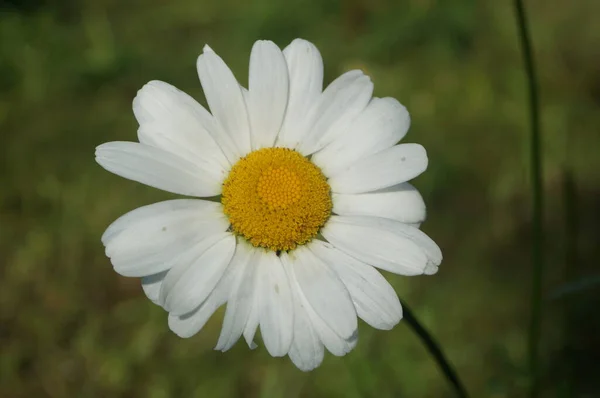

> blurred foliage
[1,0,599,397]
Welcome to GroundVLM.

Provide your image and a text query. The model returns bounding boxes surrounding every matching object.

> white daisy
[95,38,442,371]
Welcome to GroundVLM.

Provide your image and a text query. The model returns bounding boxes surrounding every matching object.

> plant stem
[403,302,469,398]
[513,1,544,397]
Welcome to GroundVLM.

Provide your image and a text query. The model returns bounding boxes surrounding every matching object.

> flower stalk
[513,1,544,396]
[403,302,469,398]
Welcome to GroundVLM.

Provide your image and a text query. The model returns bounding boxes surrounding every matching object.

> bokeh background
[1,0,599,397]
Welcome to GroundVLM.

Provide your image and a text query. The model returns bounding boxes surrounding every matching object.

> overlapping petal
[133,80,230,173]
[281,252,358,357]
[102,200,229,277]
[312,97,410,175]
[256,251,294,357]
[287,282,325,371]
[310,240,403,330]
[197,45,251,162]
[289,246,357,339]
[169,237,250,338]
[95,142,223,197]
[276,39,324,149]
[160,233,235,316]
[296,70,373,155]
[321,215,442,276]
[332,182,426,224]
[328,144,428,194]
[215,240,256,351]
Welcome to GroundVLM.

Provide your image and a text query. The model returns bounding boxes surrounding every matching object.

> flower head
[95,39,442,371]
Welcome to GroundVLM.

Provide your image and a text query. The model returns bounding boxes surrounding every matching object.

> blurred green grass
[1,0,600,397]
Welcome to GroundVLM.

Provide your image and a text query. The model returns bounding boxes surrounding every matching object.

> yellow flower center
[221,147,331,251]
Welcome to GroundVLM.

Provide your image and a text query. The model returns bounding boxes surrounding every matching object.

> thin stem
[513,1,544,397]
[403,302,469,398]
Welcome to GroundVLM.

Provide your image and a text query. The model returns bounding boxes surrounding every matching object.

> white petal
[313,97,410,175]
[137,124,227,184]
[168,238,244,338]
[321,216,442,276]
[248,40,289,149]
[133,80,230,173]
[242,247,260,349]
[276,39,323,149]
[287,285,325,371]
[95,142,222,197]
[160,233,236,316]
[281,253,357,357]
[197,46,251,161]
[424,262,439,275]
[256,251,293,357]
[310,240,402,330]
[296,70,373,155]
[311,320,357,357]
[339,216,443,267]
[332,182,426,224]
[289,246,357,339]
[215,241,256,351]
[168,297,220,338]
[328,144,428,194]
[243,299,259,350]
[102,200,229,277]
[101,199,212,244]
[141,271,167,305]
[167,279,232,338]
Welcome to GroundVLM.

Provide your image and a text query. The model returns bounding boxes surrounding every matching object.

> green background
[1,0,599,396]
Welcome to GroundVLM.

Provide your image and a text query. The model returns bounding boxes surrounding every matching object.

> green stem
[403,302,469,398]
[513,1,544,397]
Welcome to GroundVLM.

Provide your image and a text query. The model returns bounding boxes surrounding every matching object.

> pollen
[221,147,332,251]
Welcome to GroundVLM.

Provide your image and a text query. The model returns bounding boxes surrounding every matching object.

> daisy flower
[95,38,442,371]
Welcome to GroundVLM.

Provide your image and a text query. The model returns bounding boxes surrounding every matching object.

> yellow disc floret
[221,147,331,251]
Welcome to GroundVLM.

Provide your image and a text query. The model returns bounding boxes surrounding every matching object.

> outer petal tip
[424,263,439,275]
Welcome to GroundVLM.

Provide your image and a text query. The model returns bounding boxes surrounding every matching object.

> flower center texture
[221,147,332,251]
